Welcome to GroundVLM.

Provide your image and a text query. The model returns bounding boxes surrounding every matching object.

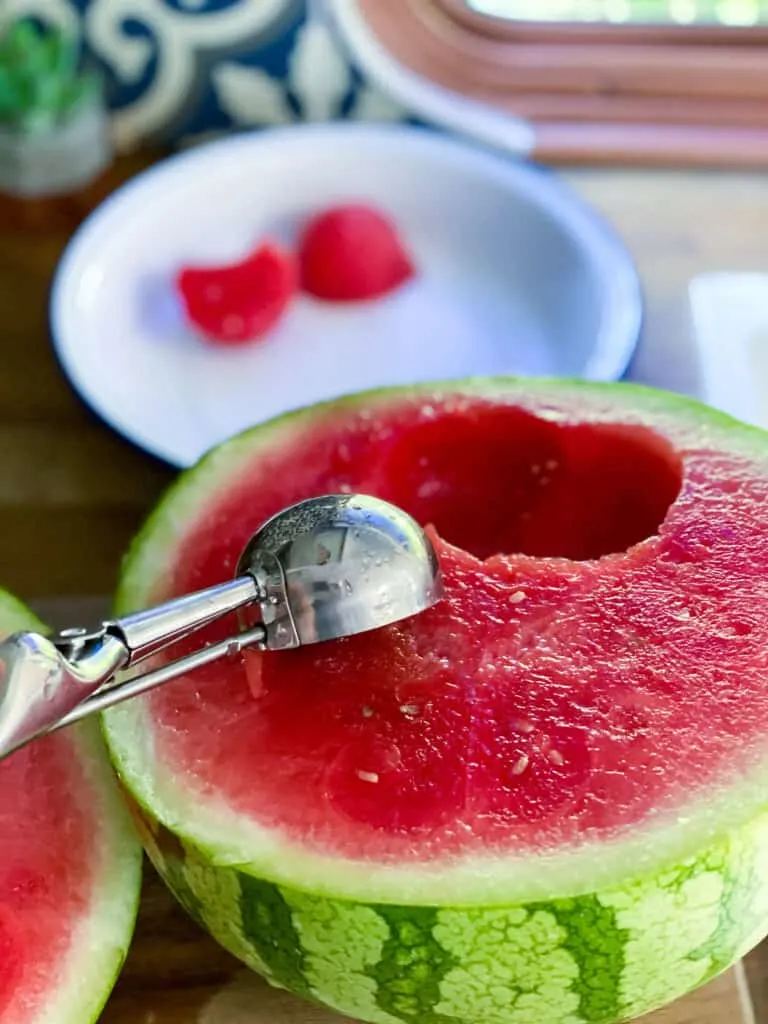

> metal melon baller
[0,494,443,761]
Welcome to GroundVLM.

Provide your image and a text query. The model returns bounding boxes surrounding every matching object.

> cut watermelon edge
[0,591,143,1024]
[99,378,768,1024]
[41,721,143,1024]
[102,684,768,907]
[114,375,768,616]
[103,376,768,907]
[119,779,768,1024]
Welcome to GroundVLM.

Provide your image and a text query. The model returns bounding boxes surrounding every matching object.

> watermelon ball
[104,380,768,1024]
[176,241,297,346]
[298,203,415,301]
[0,590,141,1023]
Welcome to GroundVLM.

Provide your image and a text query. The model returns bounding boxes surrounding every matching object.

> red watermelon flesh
[0,591,141,1024]
[0,737,92,1017]
[140,390,768,863]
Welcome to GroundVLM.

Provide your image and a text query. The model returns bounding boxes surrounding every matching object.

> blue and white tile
[1,0,409,149]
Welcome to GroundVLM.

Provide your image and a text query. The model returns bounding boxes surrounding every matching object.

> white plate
[50,123,641,468]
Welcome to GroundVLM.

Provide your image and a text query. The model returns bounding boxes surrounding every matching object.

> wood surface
[5,154,768,1020]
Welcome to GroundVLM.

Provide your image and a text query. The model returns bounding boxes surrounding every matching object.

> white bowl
[50,123,641,468]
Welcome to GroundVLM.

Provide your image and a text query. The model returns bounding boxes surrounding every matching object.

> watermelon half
[103,379,768,1024]
[0,589,142,1023]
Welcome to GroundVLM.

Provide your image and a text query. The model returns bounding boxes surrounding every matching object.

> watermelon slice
[103,379,768,1024]
[0,590,142,1023]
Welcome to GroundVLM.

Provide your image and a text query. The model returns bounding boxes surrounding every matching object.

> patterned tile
[1,0,408,149]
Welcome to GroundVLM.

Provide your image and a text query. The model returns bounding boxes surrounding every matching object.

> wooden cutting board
[32,598,757,1023]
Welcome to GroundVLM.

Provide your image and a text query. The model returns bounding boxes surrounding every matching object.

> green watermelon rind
[0,589,143,1024]
[101,379,768,1023]
[115,789,768,1024]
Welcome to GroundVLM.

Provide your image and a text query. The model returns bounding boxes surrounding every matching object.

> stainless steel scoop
[0,494,443,760]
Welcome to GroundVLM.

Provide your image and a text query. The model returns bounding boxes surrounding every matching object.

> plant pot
[0,98,112,199]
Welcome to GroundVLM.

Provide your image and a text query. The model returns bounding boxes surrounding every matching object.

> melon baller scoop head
[0,494,443,761]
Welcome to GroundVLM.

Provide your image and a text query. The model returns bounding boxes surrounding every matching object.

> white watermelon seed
[510,591,526,604]
[418,480,443,499]
[511,755,530,775]
[357,770,380,784]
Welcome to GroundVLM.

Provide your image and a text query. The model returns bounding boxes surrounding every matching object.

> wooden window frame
[347,0,768,166]
[438,0,768,45]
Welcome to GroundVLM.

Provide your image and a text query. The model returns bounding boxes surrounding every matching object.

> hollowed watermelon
[0,589,141,1023]
[103,379,768,1024]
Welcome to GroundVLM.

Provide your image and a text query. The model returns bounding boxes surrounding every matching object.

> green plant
[0,18,100,134]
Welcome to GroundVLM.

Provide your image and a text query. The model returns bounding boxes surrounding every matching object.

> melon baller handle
[0,575,265,761]
[0,493,443,761]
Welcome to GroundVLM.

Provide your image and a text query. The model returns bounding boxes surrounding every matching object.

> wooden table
[3,155,768,1022]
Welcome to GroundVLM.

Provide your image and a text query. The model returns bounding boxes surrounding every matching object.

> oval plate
[50,123,642,468]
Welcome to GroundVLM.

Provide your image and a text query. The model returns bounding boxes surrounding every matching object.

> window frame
[349,0,768,166]
[436,0,768,44]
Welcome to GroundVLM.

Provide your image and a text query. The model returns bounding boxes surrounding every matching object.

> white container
[689,272,768,429]
[50,123,642,467]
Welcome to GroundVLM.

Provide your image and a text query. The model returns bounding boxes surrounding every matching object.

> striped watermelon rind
[121,787,768,1024]
[102,379,768,1024]
[0,589,142,1024]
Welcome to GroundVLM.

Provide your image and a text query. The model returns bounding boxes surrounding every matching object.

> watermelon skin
[121,786,768,1024]
[103,379,768,1024]
[0,590,142,1024]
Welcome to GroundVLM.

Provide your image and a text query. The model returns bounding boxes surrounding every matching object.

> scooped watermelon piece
[298,203,415,301]
[0,590,141,1024]
[176,242,297,345]
[104,380,768,1024]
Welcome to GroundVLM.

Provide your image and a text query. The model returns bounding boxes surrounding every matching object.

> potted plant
[0,18,111,198]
